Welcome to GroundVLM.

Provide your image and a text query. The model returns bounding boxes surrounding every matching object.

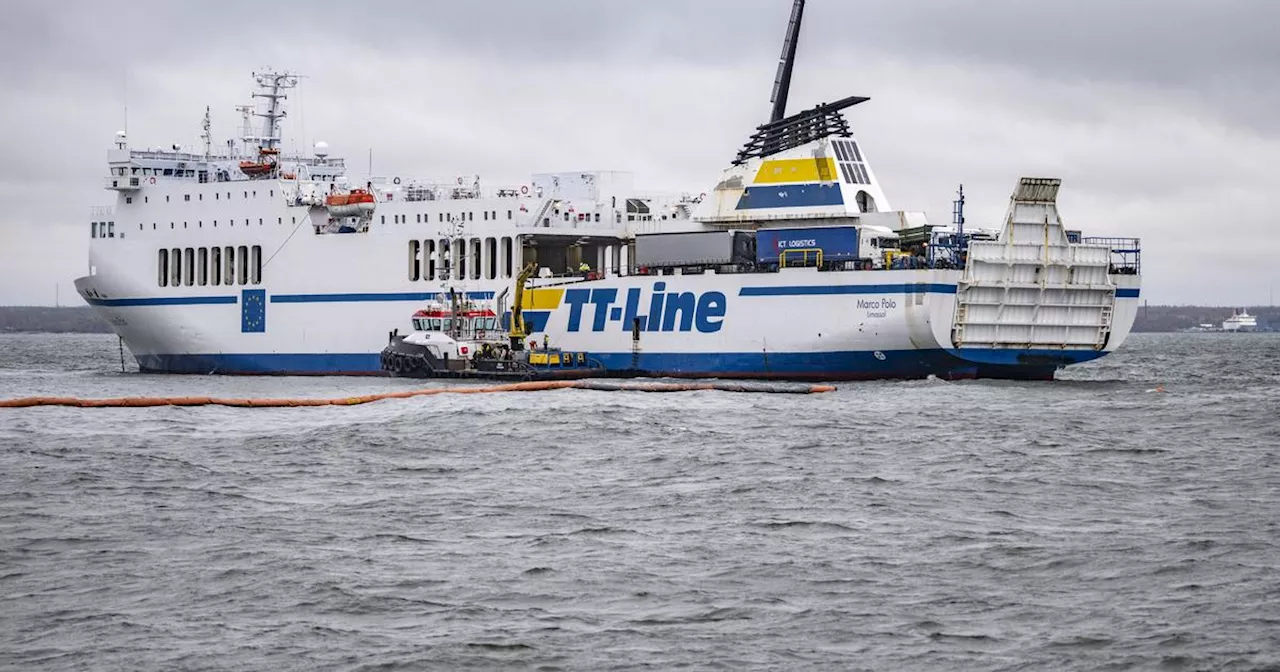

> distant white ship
[1222,309,1258,332]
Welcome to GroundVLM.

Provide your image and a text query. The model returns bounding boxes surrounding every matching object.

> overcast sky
[1,0,1277,306]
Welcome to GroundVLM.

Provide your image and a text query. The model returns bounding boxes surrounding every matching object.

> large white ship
[76,0,1141,380]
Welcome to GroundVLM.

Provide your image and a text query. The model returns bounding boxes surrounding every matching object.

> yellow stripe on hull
[524,288,564,309]
[753,157,838,184]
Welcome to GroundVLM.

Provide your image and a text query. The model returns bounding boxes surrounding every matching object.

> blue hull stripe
[736,183,843,210]
[271,291,495,303]
[740,283,957,297]
[135,347,1105,380]
[1116,288,1140,298]
[86,295,237,307]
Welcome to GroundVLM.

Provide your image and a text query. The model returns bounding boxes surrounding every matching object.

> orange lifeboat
[239,160,274,177]
[325,189,377,217]
[239,147,280,177]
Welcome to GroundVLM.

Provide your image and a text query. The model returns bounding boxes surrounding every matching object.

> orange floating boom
[0,380,835,408]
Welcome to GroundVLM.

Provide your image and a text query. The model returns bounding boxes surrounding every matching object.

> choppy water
[2,333,1278,670]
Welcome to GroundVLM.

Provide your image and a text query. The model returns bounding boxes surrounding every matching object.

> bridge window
[158,249,168,286]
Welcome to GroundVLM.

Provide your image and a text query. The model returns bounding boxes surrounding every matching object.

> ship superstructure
[77,1,1142,379]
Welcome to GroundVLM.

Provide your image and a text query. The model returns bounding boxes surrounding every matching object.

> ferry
[1222,309,1258,332]
[75,0,1142,380]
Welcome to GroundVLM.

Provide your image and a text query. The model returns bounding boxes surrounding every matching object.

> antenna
[769,0,806,123]
[250,71,299,153]
[200,105,212,159]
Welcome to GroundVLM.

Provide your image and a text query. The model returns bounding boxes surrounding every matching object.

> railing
[1082,237,1141,274]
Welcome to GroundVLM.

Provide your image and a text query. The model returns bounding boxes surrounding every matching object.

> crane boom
[768,0,806,123]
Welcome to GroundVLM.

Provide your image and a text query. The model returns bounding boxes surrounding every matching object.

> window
[184,248,195,286]
[224,246,235,286]
[166,195,170,202]
[381,215,385,224]
[216,193,219,200]
[250,246,262,284]
[108,222,115,237]
[485,237,497,280]
[507,210,512,220]
[183,222,187,229]
[91,222,97,239]
[270,190,274,197]
[237,245,249,285]
[258,218,263,226]
[501,237,513,278]
[198,194,202,201]
[470,238,482,280]
[408,240,421,281]
[211,247,222,285]
[278,217,282,224]
[158,249,168,286]
[198,248,209,286]
[170,247,182,287]
[184,194,190,202]
[126,197,133,204]
[425,239,436,280]
[483,211,488,221]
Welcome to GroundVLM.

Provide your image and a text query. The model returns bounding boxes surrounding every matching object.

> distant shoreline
[0,304,1274,335]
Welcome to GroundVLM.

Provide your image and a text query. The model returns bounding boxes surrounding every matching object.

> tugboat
[380,264,610,380]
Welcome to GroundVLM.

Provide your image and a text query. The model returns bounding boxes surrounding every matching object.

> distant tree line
[0,306,113,333]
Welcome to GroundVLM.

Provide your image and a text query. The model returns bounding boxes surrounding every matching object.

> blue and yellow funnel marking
[752,157,838,185]
[736,183,844,210]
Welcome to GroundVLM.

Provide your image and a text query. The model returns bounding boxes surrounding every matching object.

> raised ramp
[952,178,1117,351]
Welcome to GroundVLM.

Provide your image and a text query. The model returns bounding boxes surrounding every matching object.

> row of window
[91,221,115,238]
[124,189,277,207]
[158,246,262,287]
[408,237,518,282]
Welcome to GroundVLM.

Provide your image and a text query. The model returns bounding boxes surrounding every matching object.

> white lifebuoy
[520,185,529,195]
[393,176,401,185]
[149,177,156,185]
[457,177,465,185]
[699,192,706,200]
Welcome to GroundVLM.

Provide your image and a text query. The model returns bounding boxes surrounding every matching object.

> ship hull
[76,265,1138,380]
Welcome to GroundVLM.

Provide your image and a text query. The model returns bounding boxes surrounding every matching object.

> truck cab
[860,225,900,269]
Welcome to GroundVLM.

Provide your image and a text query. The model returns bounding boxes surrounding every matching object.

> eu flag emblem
[241,289,266,333]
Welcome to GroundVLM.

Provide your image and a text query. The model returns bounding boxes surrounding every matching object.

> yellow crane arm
[508,262,538,347]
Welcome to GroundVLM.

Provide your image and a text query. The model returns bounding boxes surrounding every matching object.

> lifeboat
[239,147,281,177]
[325,189,377,217]
[239,161,274,177]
